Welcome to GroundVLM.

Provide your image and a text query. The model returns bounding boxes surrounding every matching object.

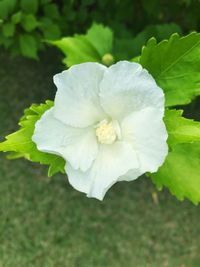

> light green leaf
[140,32,200,107]
[150,108,200,204]
[19,34,38,59]
[150,143,200,205]
[165,109,200,147]
[21,14,38,32]
[0,101,65,177]
[51,23,113,67]
[52,35,101,67]
[86,23,113,57]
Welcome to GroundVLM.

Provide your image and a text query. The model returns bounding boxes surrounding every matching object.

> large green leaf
[52,35,101,67]
[140,32,200,107]
[51,23,113,67]
[0,101,65,177]
[86,23,113,57]
[150,109,200,204]
[150,143,200,205]
[164,109,200,147]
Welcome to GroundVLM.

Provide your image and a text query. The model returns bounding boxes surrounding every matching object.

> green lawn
[0,49,200,267]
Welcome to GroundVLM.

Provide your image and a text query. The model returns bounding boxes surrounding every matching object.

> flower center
[95,119,120,145]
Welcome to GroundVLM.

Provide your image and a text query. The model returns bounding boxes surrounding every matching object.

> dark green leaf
[19,34,38,59]
[20,0,38,14]
[21,14,38,32]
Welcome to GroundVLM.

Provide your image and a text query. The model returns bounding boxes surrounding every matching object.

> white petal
[53,62,107,128]
[32,107,98,172]
[118,169,143,181]
[121,107,168,173]
[66,141,140,200]
[100,61,164,120]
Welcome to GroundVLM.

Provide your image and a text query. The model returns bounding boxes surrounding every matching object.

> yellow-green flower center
[96,119,120,144]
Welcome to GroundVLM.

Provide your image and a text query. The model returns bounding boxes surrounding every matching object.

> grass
[0,49,200,267]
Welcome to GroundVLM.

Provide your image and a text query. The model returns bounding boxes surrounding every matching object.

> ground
[0,49,200,267]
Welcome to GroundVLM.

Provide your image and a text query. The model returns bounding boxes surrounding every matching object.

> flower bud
[102,53,114,66]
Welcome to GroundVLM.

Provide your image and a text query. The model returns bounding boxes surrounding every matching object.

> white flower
[32,61,168,200]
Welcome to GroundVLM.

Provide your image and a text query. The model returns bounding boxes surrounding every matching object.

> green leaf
[150,143,200,205]
[0,101,65,177]
[39,18,61,40]
[40,0,51,4]
[150,108,200,204]
[52,35,101,67]
[2,23,15,37]
[141,0,160,16]
[5,0,16,12]
[43,3,60,19]
[165,109,200,147]
[20,0,38,14]
[21,14,38,32]
[11,11,22,24]
[86,23,113,57]
[140,32,200,107]
[19,34,38,59]
[0,2,9,20]
[114,23,182,60]
[50,23,113,67]
[0,0,16,19]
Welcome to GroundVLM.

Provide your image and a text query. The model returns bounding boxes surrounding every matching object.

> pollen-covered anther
[95,120,117,144]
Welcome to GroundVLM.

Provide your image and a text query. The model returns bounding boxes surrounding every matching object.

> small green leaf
[43,3,59,19]
[140,32,200,107]
[11,11,22,24]
[0,101,65,177]
[2,22,15,37]
[40,0,51,4]
[150,143,200,205]
[39,18,61,40]
[20,0,38,13]
[165,109,200,147]
[0,2,9,19]
[21,14,38,32]
[19,34,38,59]
[0,0,16,19]
[5,0,17,12]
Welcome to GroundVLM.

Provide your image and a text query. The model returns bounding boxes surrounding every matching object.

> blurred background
[0,0,200,266]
